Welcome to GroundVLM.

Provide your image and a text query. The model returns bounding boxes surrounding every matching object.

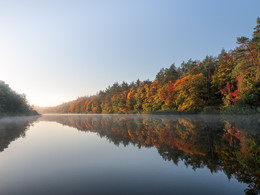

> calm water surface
[0,114,259,195]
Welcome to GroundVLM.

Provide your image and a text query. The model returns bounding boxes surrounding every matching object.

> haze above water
[0,114,259,195]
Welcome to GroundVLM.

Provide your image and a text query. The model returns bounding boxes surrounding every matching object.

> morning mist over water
[0,1,259,195]
[0,115,259,195]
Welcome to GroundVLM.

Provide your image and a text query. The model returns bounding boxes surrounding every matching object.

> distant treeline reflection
[0,116,38,152]
[40,115,260,194]
[0,115,259,194]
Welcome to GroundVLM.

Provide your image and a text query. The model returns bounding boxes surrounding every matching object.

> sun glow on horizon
[1,0,259,108]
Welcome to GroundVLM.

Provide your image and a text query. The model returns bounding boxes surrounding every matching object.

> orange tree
[168,73,207,111]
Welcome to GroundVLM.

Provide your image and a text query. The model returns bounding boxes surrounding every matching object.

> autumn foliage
[37,18,260,114]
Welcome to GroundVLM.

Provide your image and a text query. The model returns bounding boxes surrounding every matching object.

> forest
[37,18,260,114]
[0,81,38,116]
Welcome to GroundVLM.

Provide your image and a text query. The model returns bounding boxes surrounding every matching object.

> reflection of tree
[0,116,39,152]
[41,115,259,194]
[219,117,260,195]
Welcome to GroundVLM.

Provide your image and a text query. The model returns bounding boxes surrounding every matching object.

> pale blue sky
[0,0,259,106]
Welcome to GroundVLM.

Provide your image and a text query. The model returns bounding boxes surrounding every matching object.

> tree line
[37,18,260,114]
[0,81,38,116]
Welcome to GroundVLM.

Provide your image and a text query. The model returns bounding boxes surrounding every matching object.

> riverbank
[38,108,260,116]
[0,110,40,118]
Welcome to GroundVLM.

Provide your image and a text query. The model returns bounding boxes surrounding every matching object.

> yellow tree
[169,73,207,111]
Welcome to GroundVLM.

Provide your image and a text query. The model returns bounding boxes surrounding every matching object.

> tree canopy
[0,81,37,115]
[37,17,260,114]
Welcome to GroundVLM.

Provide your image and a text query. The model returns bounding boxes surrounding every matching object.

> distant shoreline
[37,110,259,116]
[0,111,40,118]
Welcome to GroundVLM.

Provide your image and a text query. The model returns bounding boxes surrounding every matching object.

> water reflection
[0,116,39,152]
[38,114,260,194]
[0,114,259,194]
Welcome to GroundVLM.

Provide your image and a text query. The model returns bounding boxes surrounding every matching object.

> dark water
[0,114,259,195]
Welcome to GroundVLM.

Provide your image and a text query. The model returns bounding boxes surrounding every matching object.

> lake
[0,114,259,195]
